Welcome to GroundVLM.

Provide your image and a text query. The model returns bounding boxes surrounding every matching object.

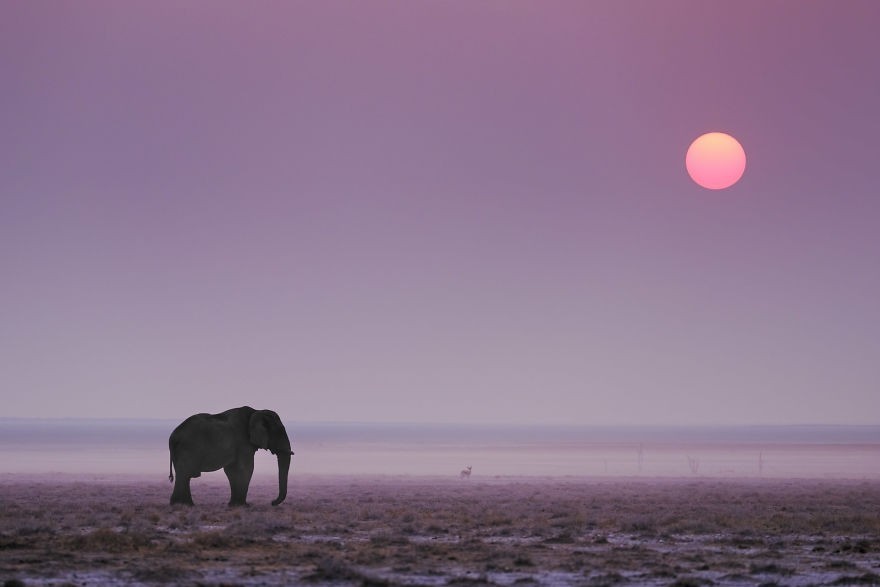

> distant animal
[460,465,472,479]
[168,406,293,506]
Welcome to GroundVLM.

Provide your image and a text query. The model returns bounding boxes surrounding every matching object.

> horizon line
[1,417,879,429]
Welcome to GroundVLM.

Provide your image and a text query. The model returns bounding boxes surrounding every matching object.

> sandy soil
[3,475,880,586]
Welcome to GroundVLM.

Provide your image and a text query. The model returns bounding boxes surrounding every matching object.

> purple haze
[2,2,879,424]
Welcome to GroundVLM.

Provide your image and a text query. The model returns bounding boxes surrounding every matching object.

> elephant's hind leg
[170,474,195,506]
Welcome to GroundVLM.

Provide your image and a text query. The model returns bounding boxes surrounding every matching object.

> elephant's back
[169,413,213,442]
[172,412,210,429]
[169,412,243,447]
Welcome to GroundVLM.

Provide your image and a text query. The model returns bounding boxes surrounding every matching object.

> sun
[686,132,746,190]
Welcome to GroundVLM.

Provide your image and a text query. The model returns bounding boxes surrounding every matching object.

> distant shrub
[749,563,795,576]
[303,557,389,585]
[544,532,575,544]
[835,540,874,554]
[303,557,353,582]
[190,531,248,549]
[832,574,880,585]
[586,572,626,585]
[69,527,151,553]
[446,575,494,585]
[128,565,188,583]
[370,532,409,547]
[622,516,660,536]
[669,577,713,587]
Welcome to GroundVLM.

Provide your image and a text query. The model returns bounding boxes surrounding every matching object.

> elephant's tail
[168,439,175,483]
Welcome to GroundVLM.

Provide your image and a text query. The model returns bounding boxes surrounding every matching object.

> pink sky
[2,1,878,424]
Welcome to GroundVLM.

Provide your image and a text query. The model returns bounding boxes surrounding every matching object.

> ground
[2,476,880,586]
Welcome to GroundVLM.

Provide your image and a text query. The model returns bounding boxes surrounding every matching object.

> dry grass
[2,476,880,585]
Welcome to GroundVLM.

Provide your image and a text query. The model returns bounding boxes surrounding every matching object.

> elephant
[168,406,293,506]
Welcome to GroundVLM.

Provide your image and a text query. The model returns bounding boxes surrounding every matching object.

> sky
[2,1,879,425]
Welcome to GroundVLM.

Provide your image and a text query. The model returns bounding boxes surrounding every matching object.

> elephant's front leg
[224,454,255,506]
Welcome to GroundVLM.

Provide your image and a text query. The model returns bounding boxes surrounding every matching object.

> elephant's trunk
[271,446,291,506]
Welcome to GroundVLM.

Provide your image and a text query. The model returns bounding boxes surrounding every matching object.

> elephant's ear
[249,412,270,449]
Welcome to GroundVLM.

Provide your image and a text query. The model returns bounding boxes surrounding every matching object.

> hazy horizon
[2,419,879,479]
[5,415,880,430]
[3,2,879,426]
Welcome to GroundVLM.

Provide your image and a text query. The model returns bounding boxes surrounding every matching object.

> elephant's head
[249,409,293,506]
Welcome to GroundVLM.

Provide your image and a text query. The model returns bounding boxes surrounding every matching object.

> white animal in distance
[460,465,472,479]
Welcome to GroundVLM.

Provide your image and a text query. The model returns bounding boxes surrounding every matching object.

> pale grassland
[2,476,880,585]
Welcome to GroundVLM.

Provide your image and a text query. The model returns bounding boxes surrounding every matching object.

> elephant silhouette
[168,406,293,506]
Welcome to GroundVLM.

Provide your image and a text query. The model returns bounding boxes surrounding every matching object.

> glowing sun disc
[686,132,746,190]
